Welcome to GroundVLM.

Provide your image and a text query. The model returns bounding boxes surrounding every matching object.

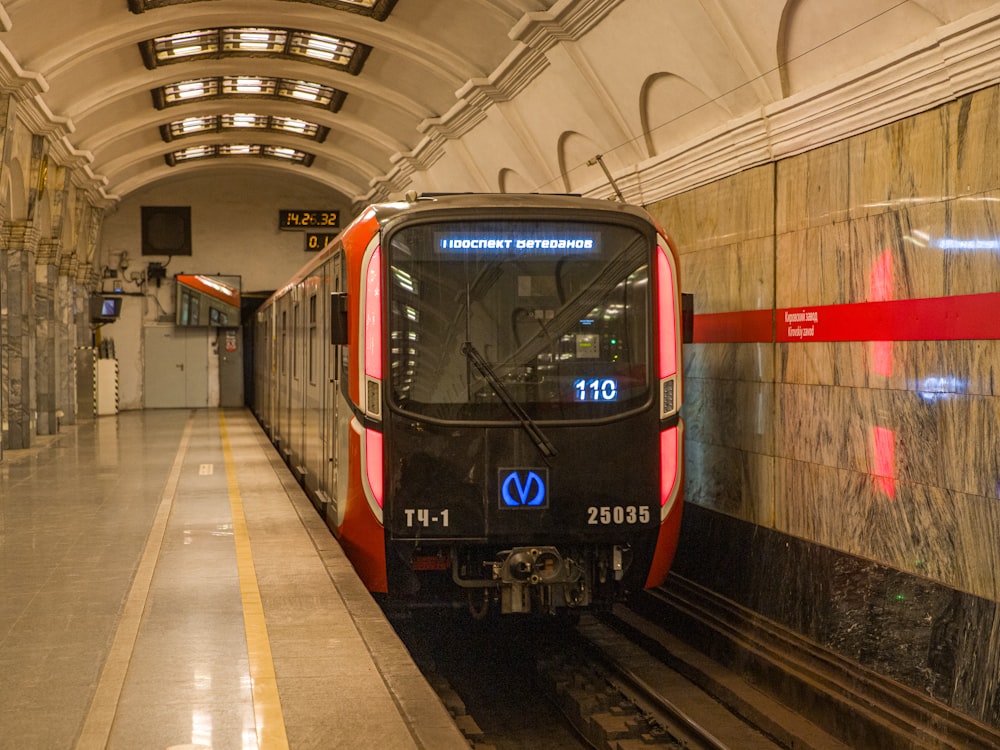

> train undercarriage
[389,541,640,616]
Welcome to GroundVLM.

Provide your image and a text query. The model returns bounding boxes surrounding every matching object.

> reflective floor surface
[0,409,464,750]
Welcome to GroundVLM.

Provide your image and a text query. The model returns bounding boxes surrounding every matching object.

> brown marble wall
[647,83,1000,727]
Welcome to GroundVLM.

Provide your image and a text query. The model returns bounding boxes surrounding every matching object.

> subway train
[252,193,685,616]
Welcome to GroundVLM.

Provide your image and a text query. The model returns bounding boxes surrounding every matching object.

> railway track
[392,603,835,749]
[631,574,1000,750]
[393,575,1000,750]
[396,569,1000,750]
[540,614,791,750]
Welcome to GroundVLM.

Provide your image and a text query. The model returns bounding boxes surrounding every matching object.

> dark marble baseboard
[670,503,1000,730]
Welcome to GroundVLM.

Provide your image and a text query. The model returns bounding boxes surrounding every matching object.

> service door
[218,327,244,407]
[144,325,209,408]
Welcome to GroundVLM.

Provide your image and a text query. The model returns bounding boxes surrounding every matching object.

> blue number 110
[573,377,618,401]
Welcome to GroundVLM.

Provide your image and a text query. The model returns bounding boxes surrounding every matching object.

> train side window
[280,310,287,375]
[330,292,348,345]
[293,302,300,380]
[309,293,317,385]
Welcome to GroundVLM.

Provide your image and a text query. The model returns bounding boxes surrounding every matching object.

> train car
[253,193,684,615]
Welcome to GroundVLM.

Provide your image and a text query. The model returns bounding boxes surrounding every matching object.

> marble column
[55,266,81,427]
[35,246,59,435]
[2,224,39,449]
[0,239,7,458]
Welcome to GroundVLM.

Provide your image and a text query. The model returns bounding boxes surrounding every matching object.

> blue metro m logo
[499,469,548,508]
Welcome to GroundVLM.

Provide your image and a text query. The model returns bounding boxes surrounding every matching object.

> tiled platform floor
[0,408,465,750]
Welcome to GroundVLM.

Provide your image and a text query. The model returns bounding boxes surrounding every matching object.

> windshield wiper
[461,341,557,463]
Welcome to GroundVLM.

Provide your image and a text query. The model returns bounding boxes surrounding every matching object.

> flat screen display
[174,274,241,327]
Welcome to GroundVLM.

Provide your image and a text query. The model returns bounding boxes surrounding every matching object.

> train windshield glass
[385,217,652,421]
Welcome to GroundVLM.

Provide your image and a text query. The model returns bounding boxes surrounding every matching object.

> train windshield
[385,217,653,421]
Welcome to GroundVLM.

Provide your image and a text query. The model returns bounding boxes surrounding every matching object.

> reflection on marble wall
[671,505,1000,730]
[649,82,1000,728]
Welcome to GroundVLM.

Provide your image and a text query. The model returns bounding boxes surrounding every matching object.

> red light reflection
[871,425,896,500]
[869,248,893,377]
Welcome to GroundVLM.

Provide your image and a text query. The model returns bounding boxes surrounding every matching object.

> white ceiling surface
[2,0,1000,209]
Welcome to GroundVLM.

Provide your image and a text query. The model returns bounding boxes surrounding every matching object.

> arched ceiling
[1,0,999,209]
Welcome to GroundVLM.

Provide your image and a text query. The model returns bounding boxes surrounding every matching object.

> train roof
[367,192,653,225]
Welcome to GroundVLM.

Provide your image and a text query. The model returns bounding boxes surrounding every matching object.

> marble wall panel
[848,204,954,301]
[775,457,1000,602]
[684,376,774,456]
[683,342,774,383]
[777,200,993,307]
[779,340,1000,399]
[683,439,774,526]
[948,85,1000,199]
[679,237,775,315]
[777,342,837,386]
[940,188,1000,295]
[775,222,852,308]
[773,382,1000,498]
[775,138,850,234]
[847,105,949,219]
[647,163,775,253]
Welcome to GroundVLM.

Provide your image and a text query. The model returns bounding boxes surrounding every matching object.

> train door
[318,254,339,508]
[261,306,276,439]
[326,251,350,531]
[265,307,276,438]
[277,303,291,460]
[291,291,305,477]
[302,276,323,500]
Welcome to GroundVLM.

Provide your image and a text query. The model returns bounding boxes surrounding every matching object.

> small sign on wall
[305,232,337,251]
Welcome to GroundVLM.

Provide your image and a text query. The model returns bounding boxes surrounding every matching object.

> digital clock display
[573,377,619,402]
[279,210,339,230]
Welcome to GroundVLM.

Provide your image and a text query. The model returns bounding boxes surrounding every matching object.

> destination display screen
[435,230,599,256]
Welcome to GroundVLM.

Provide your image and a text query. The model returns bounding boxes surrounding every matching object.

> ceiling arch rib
[64,60,433,145]
[95,124,383,194]
[33,9,478,99]
[126,0,400,23]
[111,159,360,201]
[76,89,414,194]
[77,98,410,169]
[100,131,376,189]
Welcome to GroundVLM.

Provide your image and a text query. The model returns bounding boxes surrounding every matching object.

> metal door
[144,325,209,408]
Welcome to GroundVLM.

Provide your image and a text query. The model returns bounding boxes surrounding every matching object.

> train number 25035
[587,505,651,525]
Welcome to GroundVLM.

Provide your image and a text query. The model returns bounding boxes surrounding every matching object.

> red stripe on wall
[693,292,1000,344]
[693,309,772,343]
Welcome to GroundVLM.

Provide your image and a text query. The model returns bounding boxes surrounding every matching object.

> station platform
[0,408,468,750]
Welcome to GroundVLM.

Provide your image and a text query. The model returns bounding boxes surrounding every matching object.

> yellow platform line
[219,412,290,750]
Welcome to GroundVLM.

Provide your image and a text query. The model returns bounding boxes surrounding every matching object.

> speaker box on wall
[142,206,191,255]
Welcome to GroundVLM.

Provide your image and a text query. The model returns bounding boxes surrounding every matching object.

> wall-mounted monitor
[90,294,123,324]
[175,274,241,327]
